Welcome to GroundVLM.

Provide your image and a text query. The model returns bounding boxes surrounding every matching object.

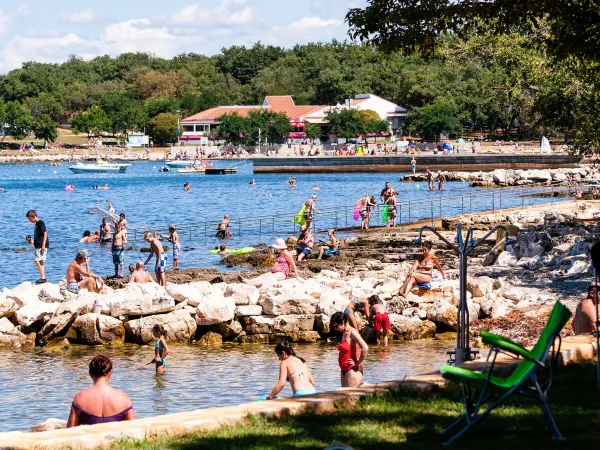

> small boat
[205,167,238,175]
[159,166,171,172]
[165,160,195,168]
[178,167,206,174]
[69,158,131,174]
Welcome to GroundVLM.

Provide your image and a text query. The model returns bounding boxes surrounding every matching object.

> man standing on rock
[128,261,154,284]
[26,210,49,284]
[66,250,103,294]
[380,182,392,203]
[144,231,167,286]
[573,282,599,335]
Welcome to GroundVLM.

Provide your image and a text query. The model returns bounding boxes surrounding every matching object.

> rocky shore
[1,200,596,352]
[401,167,598,187]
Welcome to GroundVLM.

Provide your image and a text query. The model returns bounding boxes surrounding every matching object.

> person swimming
[152,324,169,374]
[249,178,256,185]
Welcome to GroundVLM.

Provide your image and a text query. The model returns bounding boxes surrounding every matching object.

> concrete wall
[253,154,582,174]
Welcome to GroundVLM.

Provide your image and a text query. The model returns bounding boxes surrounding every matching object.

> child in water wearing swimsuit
[152,325,169,374]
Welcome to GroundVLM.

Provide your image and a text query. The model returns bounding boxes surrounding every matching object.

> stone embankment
[401,167,597,187]
[2,202,597,351]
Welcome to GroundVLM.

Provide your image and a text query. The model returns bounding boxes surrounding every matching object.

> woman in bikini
[241,238,298,287]
[152,324,169,374]
[330,312,369,388]
[398,241,446,298]
[266,341,316,399]
[67,355,134,427]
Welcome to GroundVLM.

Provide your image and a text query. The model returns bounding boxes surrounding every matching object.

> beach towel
[293,205,306,226]
[381,204,389,223]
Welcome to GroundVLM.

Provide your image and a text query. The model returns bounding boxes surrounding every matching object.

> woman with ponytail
[266,341,316,399]
[152,324,169,374]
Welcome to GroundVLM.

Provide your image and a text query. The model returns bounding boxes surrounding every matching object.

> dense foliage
[0,37,595,146]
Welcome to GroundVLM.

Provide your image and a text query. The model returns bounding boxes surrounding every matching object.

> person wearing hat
[240,238,298,287]
[296,225,314,261]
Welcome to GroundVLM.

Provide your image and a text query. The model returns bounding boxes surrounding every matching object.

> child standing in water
[152,325,169,374]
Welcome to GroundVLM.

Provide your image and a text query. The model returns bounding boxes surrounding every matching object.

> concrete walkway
[0,334,596,450]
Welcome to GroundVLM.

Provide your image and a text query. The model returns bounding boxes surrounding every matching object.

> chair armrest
[480,330,537,362]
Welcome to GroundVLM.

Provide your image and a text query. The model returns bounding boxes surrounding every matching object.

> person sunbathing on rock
[398,241,446,299]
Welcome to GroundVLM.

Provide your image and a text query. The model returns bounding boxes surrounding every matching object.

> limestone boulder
[241,316,275,335]
[467,277,494,298]
[209,320,243,339]
[480,295,513,319]
[38,284,65,303]
[124,310,197,344]
[235,305,263,317]
[272,315,315,333]
[389,314,437,340]
[195,294,235,326]
[67,314,125,345]
[261,293,319,315]
[518,169,552,182]
[427,300,458,330]
[274,331,320,343]
[197,331,222,346]
[492,169,506,184]
[317,289,348,316]
[314,314,331,337]
[165,283,203,305]
[29,418,67,433]
[513,232,553,259]
[225,283,259,305]
[552,172,567,182]
[4,282,39,307]
[236,334,270,344]
[43,337,71,350]
[567,260,591,275]
[108,284,176,317]
[495,251,517,267]
[38,307,80,345]
[0,295,18,318]
[15,300,60,327]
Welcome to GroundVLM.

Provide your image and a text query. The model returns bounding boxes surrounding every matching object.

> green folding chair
[440,301,571,446]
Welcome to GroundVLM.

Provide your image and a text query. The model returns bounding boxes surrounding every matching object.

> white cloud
[0,9,12,36]
[166,0,255,27]
[62,9,97,24]
[286,17,343,30]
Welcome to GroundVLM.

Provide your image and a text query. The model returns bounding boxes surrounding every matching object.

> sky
[0,0,366,73]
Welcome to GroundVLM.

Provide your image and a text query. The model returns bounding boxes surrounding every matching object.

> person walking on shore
[144,231,167,286]
[26,210,48,284]
[166,225,181,270]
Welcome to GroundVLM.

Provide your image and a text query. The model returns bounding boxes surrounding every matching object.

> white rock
[492,169,506,184]
[467,277,494,298]
[235,305,263,317]
[38,284,65,303]
[108,284,176,317]
[15,300,60,326]
[427,300,458,330]
[0,317,16,333]
[495,251,517,267]
[165,283,204,307]
[552,172,567,182]
[481,295,513,318]
[225,283,260,305]
[0,295,18,319]
[241,315,275,334]
[195,294,235,326]
[319,270,341,279]
[29,418,67,433]
[261,293,319,315]
[4,282,38,307]
[317,289,348,316]
[272,315,315,333]
[515,257,540,270]
[567,260,591,275]
[68,313,125,345]
[125,310,197,344]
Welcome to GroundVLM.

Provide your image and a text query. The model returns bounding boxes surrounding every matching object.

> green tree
[26,92,65,122]
[304,123,321,140]
[215,112,250,145]
[2,102,32,141]
[216,43,285,85]
[100,91,147,136]
[149,113,179,146]
[146,97,180,119]
[409,100,462,142]
[69,106,111,137]
[31,114,58,142]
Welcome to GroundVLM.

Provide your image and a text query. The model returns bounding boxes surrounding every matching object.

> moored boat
[69,159,131,174]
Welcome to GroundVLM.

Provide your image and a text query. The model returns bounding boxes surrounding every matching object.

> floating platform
[205,168,238,175]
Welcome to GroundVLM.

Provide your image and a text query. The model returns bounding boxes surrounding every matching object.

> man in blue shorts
[296,225,314,262]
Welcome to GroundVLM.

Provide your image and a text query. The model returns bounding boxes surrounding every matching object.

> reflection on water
[2,340,450,431]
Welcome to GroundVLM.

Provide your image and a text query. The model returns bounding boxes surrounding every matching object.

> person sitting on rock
[296,225,314,261]
[240,238,299,287]
[398,241,446,299]
[266,341,316,399]
[66,250,104,294]
[67,355,134,427]
[318,229,338,259]
[369,295,391,347]
[128,261,154,284]
[573,282,599,335]
[343,294,371,330]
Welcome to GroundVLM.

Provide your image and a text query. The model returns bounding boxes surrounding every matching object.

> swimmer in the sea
[183,183,190,191]
[218,245,229,256]
[313,185,320,191]
[249,178,255,185]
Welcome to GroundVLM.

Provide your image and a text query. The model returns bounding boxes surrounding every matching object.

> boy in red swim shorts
[369,295,391,346]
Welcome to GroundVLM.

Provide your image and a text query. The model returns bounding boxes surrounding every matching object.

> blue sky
[0,0,366,72]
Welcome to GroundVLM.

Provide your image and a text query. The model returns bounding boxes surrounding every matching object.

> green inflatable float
[209,246,256,255]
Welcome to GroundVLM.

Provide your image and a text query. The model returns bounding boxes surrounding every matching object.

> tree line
[0,34,595,147]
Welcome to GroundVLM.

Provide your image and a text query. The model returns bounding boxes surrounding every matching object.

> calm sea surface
[2,340,450,432]
[0,161,562,288]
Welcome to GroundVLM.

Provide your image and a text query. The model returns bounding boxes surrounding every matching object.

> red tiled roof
[183,96,326,123]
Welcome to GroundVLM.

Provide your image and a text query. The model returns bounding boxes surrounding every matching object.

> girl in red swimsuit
[330,312,369,388]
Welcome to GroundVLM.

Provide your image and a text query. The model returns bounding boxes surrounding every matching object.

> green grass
[113,361,600,449]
